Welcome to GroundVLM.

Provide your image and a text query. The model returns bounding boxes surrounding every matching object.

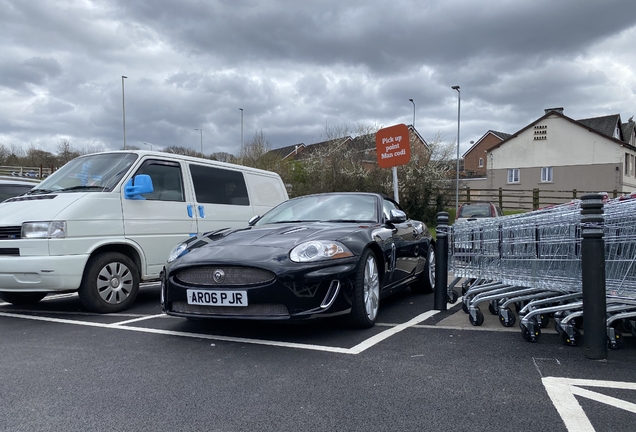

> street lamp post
[194,128,203,154]
[409,98,415,128]
[452,85,461,218]
[143,142,153,151]
[239,108,244,156]
[122,76,127,150]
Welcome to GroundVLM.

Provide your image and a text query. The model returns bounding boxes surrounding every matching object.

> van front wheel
[79,252,140,313]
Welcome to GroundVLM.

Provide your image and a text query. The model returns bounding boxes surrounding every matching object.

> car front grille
[171,301,289,317]
[174,266,275,286]
[0,226,21,240]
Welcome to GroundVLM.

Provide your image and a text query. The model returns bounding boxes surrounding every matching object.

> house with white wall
[468,108,636,195]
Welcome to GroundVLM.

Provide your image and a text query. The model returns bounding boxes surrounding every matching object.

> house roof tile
[577,114,622,139]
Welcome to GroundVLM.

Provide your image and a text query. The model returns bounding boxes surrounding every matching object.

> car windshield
[31,153,138,194]
[458,203,493,218]
[255,194,378,226]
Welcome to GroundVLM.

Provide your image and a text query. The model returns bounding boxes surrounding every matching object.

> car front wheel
[347,249,380,328]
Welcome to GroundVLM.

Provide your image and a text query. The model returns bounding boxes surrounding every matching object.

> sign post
[376,124,411,203]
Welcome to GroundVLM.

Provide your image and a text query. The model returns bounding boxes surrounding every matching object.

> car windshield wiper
[270,220,321,224]
[55,185,107,192]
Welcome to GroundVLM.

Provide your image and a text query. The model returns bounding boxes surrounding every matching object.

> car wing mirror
[388,209,407,224]
[124,174,154,200]
[248,215,261,226]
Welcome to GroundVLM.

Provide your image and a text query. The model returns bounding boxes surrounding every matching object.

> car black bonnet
[169,222,377,267]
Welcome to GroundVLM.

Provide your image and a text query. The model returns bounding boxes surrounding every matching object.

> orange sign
[375,124,411,168]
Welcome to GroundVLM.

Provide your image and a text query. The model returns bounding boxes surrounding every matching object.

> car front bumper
[162,260,360,320]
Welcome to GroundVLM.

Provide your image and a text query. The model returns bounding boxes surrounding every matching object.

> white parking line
[0,309,440,354]
[542,377,636,431]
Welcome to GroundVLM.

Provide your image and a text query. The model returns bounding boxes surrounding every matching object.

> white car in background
[455,201,503,223]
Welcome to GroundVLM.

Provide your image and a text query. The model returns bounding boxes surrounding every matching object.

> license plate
[186,289,248,307]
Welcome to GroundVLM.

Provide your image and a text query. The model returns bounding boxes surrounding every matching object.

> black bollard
[434,212,449,310]
[580,194,607,360]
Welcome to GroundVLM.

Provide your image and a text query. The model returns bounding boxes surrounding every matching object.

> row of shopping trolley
[443,193,636,349]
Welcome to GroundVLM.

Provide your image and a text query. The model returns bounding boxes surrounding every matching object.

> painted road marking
[0,309,440,355]
[542,377,636,432]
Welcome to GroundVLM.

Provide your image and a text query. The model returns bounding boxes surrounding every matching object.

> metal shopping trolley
[445,194,636,348]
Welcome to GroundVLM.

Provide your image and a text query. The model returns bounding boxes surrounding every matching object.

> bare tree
[56,139,79,165]
[163,146,205,159]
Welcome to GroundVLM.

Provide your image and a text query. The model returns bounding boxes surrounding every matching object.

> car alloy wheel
[363,253,380,322]
[347,249,381,328]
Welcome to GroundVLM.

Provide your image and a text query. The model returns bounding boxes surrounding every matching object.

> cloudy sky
[1,0,636,158]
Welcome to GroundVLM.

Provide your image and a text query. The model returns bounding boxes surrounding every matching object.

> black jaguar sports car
[161,192,435,328]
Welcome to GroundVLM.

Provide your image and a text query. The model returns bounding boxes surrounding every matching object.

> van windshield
[31,153,138,194]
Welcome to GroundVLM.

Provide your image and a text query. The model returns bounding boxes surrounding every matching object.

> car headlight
[22,221,67,238]
[167,242,189,263]
[290,241,354,263]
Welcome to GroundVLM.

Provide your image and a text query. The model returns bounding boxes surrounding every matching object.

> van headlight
[168,242,188,263]
[22,221,67,238]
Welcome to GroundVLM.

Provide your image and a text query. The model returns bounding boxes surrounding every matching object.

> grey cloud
[0,57,62,92]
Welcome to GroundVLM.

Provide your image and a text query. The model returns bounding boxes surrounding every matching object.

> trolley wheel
[469,309,484,327]
[561,328,581,346]
[539,314,550,328]
[572,316,583,329]
[520,324,540,342]
[447,290,459,304]
[498,308,516,327]
[460,281,470,296]
[488,300,499,315]
[608,331,623,350]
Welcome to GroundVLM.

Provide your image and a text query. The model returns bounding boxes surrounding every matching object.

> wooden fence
[0,165,54,179]
[458,187,630,211]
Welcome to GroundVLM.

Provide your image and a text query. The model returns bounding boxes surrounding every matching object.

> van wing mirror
[124,174,154,200]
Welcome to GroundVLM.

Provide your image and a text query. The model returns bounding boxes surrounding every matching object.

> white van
[0,150,288,313]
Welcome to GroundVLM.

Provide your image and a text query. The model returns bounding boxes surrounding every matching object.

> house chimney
[545,107,564,114]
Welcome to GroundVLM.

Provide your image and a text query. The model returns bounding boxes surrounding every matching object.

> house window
[507,168,520,183]
[478,157,484,168]
[541,167,553,182]
[626,154,630,176]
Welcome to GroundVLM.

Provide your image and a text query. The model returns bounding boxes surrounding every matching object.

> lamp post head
[122,75,127,79]
[451,85,460,91]
[409,98,414,102]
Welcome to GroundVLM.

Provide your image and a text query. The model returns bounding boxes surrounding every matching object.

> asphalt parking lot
[2,283,636,432]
